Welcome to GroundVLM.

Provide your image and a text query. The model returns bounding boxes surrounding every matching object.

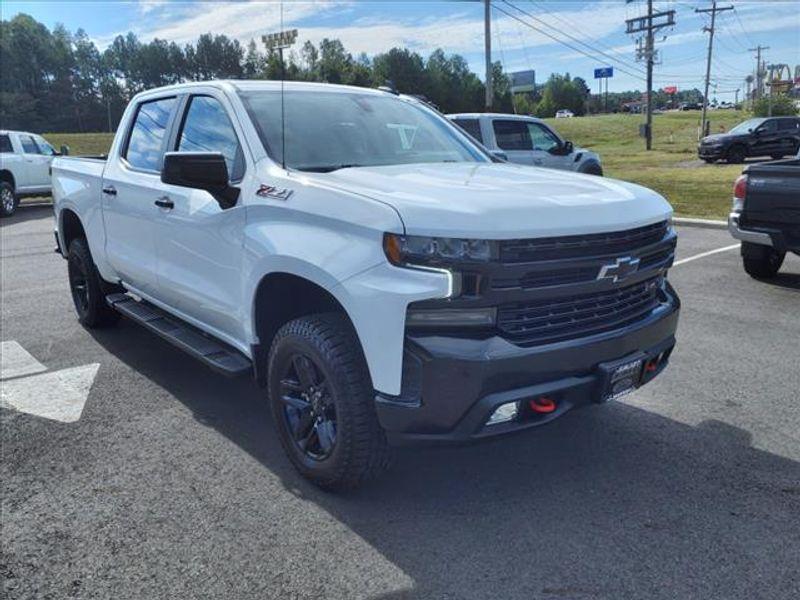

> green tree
[753,94,798,117]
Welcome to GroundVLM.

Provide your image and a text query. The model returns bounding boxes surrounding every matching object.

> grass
[46,110,749,219]
[542,110,750,219]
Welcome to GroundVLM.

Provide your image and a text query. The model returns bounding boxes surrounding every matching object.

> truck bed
[741,157,800,250]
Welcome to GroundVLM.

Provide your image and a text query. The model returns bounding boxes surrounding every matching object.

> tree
[371,47,427,93]
[753,94,798,117]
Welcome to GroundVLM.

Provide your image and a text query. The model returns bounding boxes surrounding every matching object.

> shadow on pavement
[0,203,53,227]
[88,320,800,599]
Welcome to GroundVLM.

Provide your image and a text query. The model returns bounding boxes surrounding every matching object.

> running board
[106,293,252,377]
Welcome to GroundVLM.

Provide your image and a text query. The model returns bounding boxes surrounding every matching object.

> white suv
[448,113,602,175]
[0,130,61,216]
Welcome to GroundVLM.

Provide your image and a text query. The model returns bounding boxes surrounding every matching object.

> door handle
[102,186,117,196]
[154,196,174,209]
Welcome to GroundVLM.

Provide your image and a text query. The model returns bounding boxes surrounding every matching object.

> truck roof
[131,80,394,103]
[447,112,545,124]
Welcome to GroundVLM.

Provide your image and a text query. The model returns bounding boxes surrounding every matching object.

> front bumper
[376,282,680,444]
[698,146,725,160]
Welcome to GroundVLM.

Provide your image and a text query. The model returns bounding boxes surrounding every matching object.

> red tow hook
[645,358,659,373]
[529,396,557,414]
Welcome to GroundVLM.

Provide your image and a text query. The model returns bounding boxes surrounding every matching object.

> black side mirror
[59,145,70,156]
[161,152,239,209]
[563,140,574,154]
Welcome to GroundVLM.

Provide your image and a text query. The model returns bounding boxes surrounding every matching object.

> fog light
[487,401,518,425]
[406,307,496,328]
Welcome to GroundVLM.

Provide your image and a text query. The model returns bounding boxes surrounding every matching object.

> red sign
[663,86,678,94]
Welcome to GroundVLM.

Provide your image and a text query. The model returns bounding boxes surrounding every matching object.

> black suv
[698,116,800,164]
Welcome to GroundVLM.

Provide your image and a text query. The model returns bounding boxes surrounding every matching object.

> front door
[155,93,248,345]
[102,95,179,296]
[750,119,780,157]
[527,122,568,170]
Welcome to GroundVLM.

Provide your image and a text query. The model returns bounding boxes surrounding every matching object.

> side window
[34,136,56,155]
[493,120,532,151]
[177,95,244,181]
[527,123,560,152]
[453,119,484,144]
[125,97,177,172]
[777,119,799,131]
[0,135,12,153]
[20,135,41,154]
[757,120,777,134]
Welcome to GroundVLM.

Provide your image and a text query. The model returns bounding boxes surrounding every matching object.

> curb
[673,217,727,230]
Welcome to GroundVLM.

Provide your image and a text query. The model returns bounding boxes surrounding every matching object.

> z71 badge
[256,184,293,200]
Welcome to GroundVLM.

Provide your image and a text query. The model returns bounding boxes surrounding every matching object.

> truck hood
[316,162,672,239]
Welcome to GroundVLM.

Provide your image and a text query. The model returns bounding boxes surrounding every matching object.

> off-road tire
[268,313,392,491]
[0,182,18,217]
[742,242,785,279]
[67,238,121,328]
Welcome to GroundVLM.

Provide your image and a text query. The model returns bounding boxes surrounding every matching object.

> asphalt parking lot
[2,205,799,600]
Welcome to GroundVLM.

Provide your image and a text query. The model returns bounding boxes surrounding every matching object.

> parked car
[0,130,63,217]
[53,81,679,489]
[679,102,702,111]
[555,109,574,119]
[698,116,800,164]
[728,146,800,278]
[448,113,603,175]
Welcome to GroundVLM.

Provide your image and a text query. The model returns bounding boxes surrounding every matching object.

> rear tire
[742,242,785,279]
[726,145,746,164]
[268,313,392,491]
[0,182,18,217]
[67,238,120,328]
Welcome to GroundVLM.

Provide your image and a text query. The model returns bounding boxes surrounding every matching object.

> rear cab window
[124,97,178,172]
[453,119,484,144]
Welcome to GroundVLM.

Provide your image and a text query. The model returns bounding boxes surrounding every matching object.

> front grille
[500,221,669,263]
[497,277,663,346]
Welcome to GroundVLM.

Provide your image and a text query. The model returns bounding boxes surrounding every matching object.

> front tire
[726,145,746,164]
[0,182,18,217]
[742,242,785,279]
[67,238,120,328]
[267,313,391,490]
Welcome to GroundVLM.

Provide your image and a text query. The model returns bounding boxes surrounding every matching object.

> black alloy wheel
[279,352,338,461]
[68,248,91,318]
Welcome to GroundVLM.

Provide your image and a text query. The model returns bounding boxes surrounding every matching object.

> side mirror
[563,140,574,154]
[489,150,508,162]
[161,152,239,209]
[59,145,70,156]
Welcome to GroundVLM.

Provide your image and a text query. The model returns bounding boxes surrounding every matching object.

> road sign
[510,70,536,93]
[262,29,298,51]
[594,67,613,79]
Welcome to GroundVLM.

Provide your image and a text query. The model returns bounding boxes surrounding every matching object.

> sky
[3,0,799,102]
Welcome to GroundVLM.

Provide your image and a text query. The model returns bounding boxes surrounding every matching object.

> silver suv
[448,113,603,175]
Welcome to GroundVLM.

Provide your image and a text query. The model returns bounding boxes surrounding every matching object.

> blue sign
[594,67,614,79]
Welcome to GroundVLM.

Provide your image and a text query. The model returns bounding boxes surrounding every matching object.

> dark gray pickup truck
[728,151,800,278]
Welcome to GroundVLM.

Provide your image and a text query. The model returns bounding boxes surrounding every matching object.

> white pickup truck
[53,81,680,489]
[0,130,62,216]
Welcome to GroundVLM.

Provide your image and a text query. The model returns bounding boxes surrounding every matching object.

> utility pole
[485,0,492,111]
[697,2,732,140]
[626,4,675,150]
[748,45,769,100]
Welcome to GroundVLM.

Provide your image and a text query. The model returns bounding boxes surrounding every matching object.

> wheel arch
[59,208,87,253]
[251,271,363,386]
[0,169,15,189]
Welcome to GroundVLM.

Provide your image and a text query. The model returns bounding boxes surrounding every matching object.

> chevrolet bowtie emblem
[597,256,640,283]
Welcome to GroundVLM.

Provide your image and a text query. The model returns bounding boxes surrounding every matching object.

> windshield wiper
[297,164,366,173]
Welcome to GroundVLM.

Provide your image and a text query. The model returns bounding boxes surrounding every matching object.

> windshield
[240,90,489,172]
[729,118,765,135]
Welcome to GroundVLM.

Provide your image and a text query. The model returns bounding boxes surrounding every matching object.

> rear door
[101,95,179,295]
[452,118,486,146]
[491,119,537,165]
[155,92,248,343]
[17,134,51,191]
[776,118,800,157]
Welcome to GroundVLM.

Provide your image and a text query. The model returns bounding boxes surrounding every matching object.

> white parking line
[1,340,47,379]
[673,243,740,267]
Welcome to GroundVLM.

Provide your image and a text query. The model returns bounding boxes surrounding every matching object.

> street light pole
[485,0,493,111]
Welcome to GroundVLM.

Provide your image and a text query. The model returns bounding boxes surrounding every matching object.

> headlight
[383,233,493,266]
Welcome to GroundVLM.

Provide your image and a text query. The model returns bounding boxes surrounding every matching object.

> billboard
[663,86,678,94]
[594,67,613,79]
[510,70,536,93]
